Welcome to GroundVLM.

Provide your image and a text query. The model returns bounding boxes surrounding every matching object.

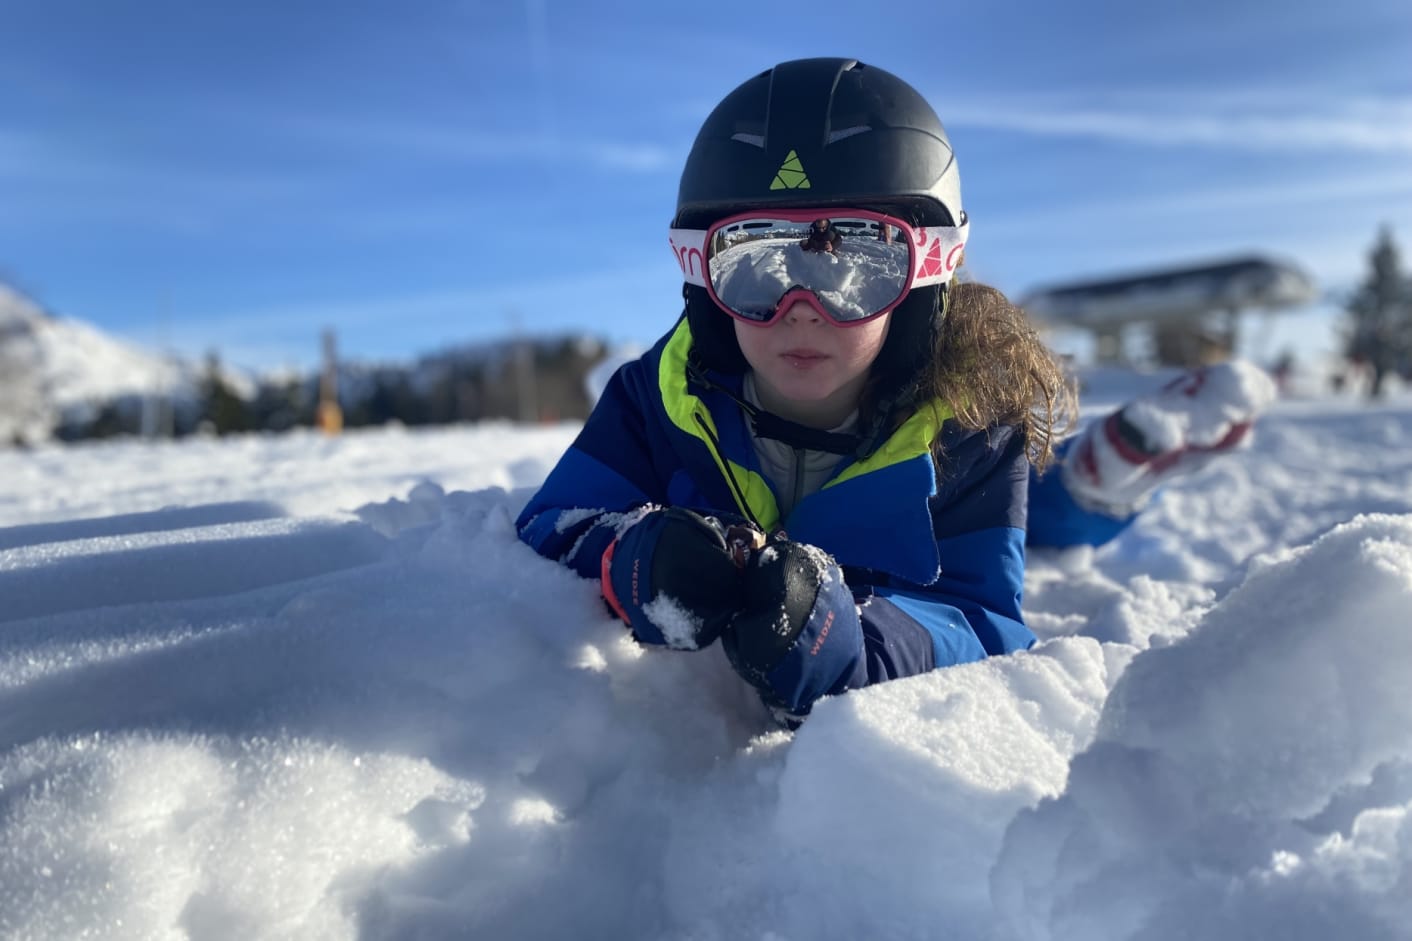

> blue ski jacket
[516,318,1040,700]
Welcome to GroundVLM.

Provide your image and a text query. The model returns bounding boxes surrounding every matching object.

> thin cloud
[188,264,667,339]
[165,262,674,369]
[945,94,1412,155]
[281,114,673,174]
[0,126,328,201]
[983,168,1412,236]
[585,142,675,172]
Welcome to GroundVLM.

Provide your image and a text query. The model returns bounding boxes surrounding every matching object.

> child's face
[734,300,891,427]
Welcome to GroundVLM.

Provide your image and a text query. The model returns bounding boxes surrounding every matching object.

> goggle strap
[910,221,969,287]
[668,228,710,288]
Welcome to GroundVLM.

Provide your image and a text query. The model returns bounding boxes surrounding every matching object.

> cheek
[733,320,770,369]
[849,317,892,369]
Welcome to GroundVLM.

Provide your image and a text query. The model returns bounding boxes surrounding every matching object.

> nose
[779,300,822,324]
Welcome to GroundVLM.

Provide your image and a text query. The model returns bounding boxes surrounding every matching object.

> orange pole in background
[316,328,343,435]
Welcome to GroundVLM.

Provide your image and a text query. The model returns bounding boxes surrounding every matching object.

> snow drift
[1,392,1410,939]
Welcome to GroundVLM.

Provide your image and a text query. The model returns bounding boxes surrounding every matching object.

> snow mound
[992,512,1412,941]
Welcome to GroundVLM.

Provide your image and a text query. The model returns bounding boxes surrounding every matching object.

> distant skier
[518,58,1272,727]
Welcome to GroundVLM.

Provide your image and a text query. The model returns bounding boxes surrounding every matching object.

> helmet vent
[826,125,871,144]
[729,132,766,148]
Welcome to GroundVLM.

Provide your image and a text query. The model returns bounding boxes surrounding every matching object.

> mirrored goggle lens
[705,216,913,323]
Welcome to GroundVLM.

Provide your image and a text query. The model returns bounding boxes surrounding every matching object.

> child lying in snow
[516,56,1275,726]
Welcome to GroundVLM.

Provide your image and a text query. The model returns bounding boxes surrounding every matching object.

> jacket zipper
[789,447,806,518]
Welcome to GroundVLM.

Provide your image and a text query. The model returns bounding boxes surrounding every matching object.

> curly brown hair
[919,280,1077,473]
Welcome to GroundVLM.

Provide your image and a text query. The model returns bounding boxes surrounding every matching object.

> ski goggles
[669,208,968,326]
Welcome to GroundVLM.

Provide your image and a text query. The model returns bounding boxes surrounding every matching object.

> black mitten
[721,537,863,716]
[601,507,745,649]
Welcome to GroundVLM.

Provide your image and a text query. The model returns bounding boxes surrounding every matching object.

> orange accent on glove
[600,539,631,625]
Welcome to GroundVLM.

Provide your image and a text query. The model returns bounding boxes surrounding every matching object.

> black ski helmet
[676,57,965,413]
[674,57,963,230]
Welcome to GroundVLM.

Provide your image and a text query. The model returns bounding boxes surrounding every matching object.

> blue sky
[3,0,1410,371]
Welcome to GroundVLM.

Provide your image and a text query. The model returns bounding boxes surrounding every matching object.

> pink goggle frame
[668,208,968,326]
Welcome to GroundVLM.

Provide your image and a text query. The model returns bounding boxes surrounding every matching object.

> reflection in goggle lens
[706,216,913,324]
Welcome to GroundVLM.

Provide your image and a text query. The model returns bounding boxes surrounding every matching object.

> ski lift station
[1020,255,1318,367]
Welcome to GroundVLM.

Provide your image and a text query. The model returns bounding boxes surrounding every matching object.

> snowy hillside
[1,384,1411,939]
[0,283,210,405]
[0,283,231,442]
[0,280,618,442]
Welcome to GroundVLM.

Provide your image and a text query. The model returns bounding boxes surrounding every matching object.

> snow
[2,382,1412,939]
[993,513,1412,940]
[641,594,705,650]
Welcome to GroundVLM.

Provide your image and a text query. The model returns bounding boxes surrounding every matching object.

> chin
[776,379,844,402]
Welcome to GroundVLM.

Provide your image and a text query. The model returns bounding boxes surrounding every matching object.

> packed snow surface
[2,379,1412,940]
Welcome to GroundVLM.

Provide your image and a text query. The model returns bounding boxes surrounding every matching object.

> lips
[780,349,828,368]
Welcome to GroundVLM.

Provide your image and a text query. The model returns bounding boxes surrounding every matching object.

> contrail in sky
[524,0,557,147]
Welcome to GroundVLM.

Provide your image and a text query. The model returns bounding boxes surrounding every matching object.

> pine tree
[199,351,252,434]
[1345,226,1412,398]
